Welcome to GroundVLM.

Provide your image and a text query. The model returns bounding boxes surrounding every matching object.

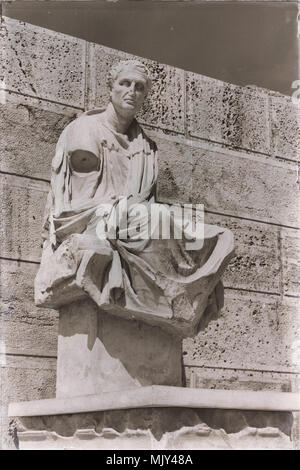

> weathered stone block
[155,135,299,227]
[56,300,182,398]
[0,260,58,356]
[87,43,185,132]
[12,408,294,450]
[271,96,300,162]
[1,356,56,402]
[154,136,194,202]
[184,366,299,393]
[0,356,56,449]
[1,17,86,108]
[0,88,82,118]
[0,102,74,179]
[206,213,280,294]
[281,228,300,297]
[283,259,300,297]
[186,73,270,154]
[0,175,49,261]
[183,290,300,372]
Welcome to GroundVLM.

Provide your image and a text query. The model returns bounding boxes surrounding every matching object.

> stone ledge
[8,385,300,418]
[10,406,295,450]
[15,424,293,450]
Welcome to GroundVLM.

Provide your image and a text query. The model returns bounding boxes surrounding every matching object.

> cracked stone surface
[270,96,300,162]
[0,17,86,107]
[12,408,294,450]
[186,72,270,154]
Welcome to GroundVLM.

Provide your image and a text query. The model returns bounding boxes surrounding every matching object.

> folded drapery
[35,109,234,337]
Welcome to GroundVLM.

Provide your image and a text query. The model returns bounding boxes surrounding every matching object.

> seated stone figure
[35,60,234,338]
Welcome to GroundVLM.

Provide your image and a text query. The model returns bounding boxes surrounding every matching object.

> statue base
[9,387,298,450]
[56,299,183,398]
[12,411,295,450]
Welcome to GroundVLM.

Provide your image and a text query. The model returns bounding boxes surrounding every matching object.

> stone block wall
[0,16,299,449]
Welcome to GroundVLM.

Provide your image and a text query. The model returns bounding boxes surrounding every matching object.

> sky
[2,0,299,96]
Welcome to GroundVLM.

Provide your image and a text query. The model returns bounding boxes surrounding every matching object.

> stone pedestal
[12,408,295,450]
[9,387,299,450]
[56,300,183,398]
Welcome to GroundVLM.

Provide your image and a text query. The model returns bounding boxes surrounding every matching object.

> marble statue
[34,60,235,339]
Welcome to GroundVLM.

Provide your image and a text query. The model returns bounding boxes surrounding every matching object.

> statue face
[110,70,148,116]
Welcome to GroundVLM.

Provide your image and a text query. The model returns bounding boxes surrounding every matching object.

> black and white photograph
[0,0,300,451]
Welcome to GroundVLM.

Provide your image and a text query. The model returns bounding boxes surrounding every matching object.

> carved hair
[107,60,152,91]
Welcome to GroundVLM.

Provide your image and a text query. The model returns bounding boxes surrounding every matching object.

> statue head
[107,60,152,117]
[107,60,152,91]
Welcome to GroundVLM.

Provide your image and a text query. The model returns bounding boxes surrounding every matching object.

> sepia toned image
[0,0,300,451]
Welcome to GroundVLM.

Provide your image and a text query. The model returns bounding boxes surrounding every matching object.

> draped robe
[35,109,235,338]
